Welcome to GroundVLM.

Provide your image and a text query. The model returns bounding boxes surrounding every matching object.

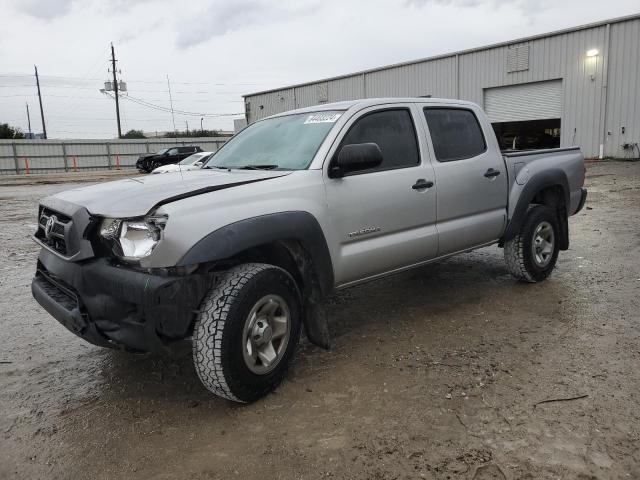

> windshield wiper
[203,165,231,170]
[238,164,279,170]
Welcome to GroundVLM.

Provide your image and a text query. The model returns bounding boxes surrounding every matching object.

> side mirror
[330,143,383,178]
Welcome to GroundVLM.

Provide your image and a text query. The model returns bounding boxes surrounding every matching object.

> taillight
[580,162,586,186]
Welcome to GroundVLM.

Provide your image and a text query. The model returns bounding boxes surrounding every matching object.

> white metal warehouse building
[242,14,640,159]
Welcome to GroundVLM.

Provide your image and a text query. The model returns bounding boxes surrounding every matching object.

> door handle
[484,168,501,178]
[412,179,434,190]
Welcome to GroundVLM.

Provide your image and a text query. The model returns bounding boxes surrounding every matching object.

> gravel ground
[1,161,639,480]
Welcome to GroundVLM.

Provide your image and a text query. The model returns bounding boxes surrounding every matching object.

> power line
[120,93,243,117]
[0,72,271,87]
[0,84,255,96]
[57,45,112,114]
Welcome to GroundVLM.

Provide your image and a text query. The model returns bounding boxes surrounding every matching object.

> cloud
[405,0,549,10]
[117,19,165,44]
[175,0,320,49]
[17,0,74,19]
[16,0,158,21]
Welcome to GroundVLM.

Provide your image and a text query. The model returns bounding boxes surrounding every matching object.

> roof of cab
[266,97,478,119]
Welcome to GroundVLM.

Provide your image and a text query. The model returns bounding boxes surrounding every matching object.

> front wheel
[504,205,560,282]
[192,263,302,403]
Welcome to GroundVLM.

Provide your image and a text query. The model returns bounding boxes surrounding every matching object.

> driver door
[324,105,438,287]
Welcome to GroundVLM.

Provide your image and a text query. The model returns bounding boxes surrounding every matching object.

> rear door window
[338,109,420,173]
[423,108,486,162]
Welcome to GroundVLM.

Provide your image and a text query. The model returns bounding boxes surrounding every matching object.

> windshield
[205,111,343,170]
[179,153,208,165]
[155,148,169,155]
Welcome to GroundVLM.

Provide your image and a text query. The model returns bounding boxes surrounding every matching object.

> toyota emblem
[44,215,58,239]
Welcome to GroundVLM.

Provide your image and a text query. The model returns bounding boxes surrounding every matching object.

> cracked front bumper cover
[32,248,211,352]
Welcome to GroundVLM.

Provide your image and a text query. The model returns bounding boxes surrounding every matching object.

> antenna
[167,75,177,141]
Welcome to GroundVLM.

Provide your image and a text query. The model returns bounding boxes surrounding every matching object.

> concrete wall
[0,138,228,175]
[243,15,640,158]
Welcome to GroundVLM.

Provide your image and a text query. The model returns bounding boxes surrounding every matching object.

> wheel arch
[177,211,334,299]
[501,169,570,250]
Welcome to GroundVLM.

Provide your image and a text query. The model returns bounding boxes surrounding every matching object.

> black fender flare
[501,168,570,249]
[177,211,334,298]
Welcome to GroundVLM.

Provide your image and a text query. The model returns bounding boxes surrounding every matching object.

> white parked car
[151,152,213,174]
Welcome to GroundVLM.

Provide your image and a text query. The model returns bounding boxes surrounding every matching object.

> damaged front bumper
[31,248,211,352]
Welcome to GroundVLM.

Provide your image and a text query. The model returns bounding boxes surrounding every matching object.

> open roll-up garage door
[485,80,563,150]
[484,80,563,123]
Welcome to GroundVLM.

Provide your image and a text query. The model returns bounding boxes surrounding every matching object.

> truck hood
[42,169,291,218]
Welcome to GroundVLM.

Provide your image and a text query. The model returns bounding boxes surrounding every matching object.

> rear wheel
[504,205,560,282]
[192,263,301,402]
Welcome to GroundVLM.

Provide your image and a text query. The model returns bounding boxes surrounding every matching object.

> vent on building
[507,45,530,73]
[317,83,328,103]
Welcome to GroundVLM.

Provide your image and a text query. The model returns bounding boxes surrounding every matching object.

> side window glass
[423,108,486,162]
[340,109,419,173]
[168,148,178,155]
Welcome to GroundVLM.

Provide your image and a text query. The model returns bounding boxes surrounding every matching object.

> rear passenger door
[421,105,508,255]
[324,106,438,286]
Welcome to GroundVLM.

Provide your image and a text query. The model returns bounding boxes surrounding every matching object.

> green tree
[0,123,26,139]
[122,129,145,139]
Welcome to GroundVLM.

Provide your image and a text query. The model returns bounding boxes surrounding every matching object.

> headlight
[100,215,167,261]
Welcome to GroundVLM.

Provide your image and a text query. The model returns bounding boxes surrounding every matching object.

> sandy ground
[1,161,639,480]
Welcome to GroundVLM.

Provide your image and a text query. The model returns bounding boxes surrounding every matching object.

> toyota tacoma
[31,98,587,402]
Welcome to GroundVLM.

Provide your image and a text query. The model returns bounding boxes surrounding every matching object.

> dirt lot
[1,161,639,480]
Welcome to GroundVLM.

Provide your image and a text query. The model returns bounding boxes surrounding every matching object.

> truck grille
[36,208,72,255]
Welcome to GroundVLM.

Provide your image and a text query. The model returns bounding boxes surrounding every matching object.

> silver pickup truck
[31,98,587,402]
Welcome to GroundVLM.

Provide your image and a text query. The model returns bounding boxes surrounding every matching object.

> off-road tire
[192,263,301,403]
[504,205,560,282]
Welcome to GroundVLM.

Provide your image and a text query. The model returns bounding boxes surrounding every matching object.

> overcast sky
[1,0,638,138]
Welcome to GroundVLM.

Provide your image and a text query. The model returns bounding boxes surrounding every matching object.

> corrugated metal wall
[244,16,640,158]
[0,138,228,175]
[605,18,640,159]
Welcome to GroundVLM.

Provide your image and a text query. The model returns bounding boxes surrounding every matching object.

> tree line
[0,123,226,140]
[123,129,224,139]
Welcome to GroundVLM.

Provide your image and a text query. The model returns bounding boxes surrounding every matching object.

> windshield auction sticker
[304,113,342,124]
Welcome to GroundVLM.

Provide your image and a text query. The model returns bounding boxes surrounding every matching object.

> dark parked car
[136,146,203,173]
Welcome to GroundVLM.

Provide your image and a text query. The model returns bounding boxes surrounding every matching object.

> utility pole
[167,75,177,139]
[110,43,122,138]
[26,102,32,137]
[34,65,47,139]
[200,117,204,135]
[185,121,189,135]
